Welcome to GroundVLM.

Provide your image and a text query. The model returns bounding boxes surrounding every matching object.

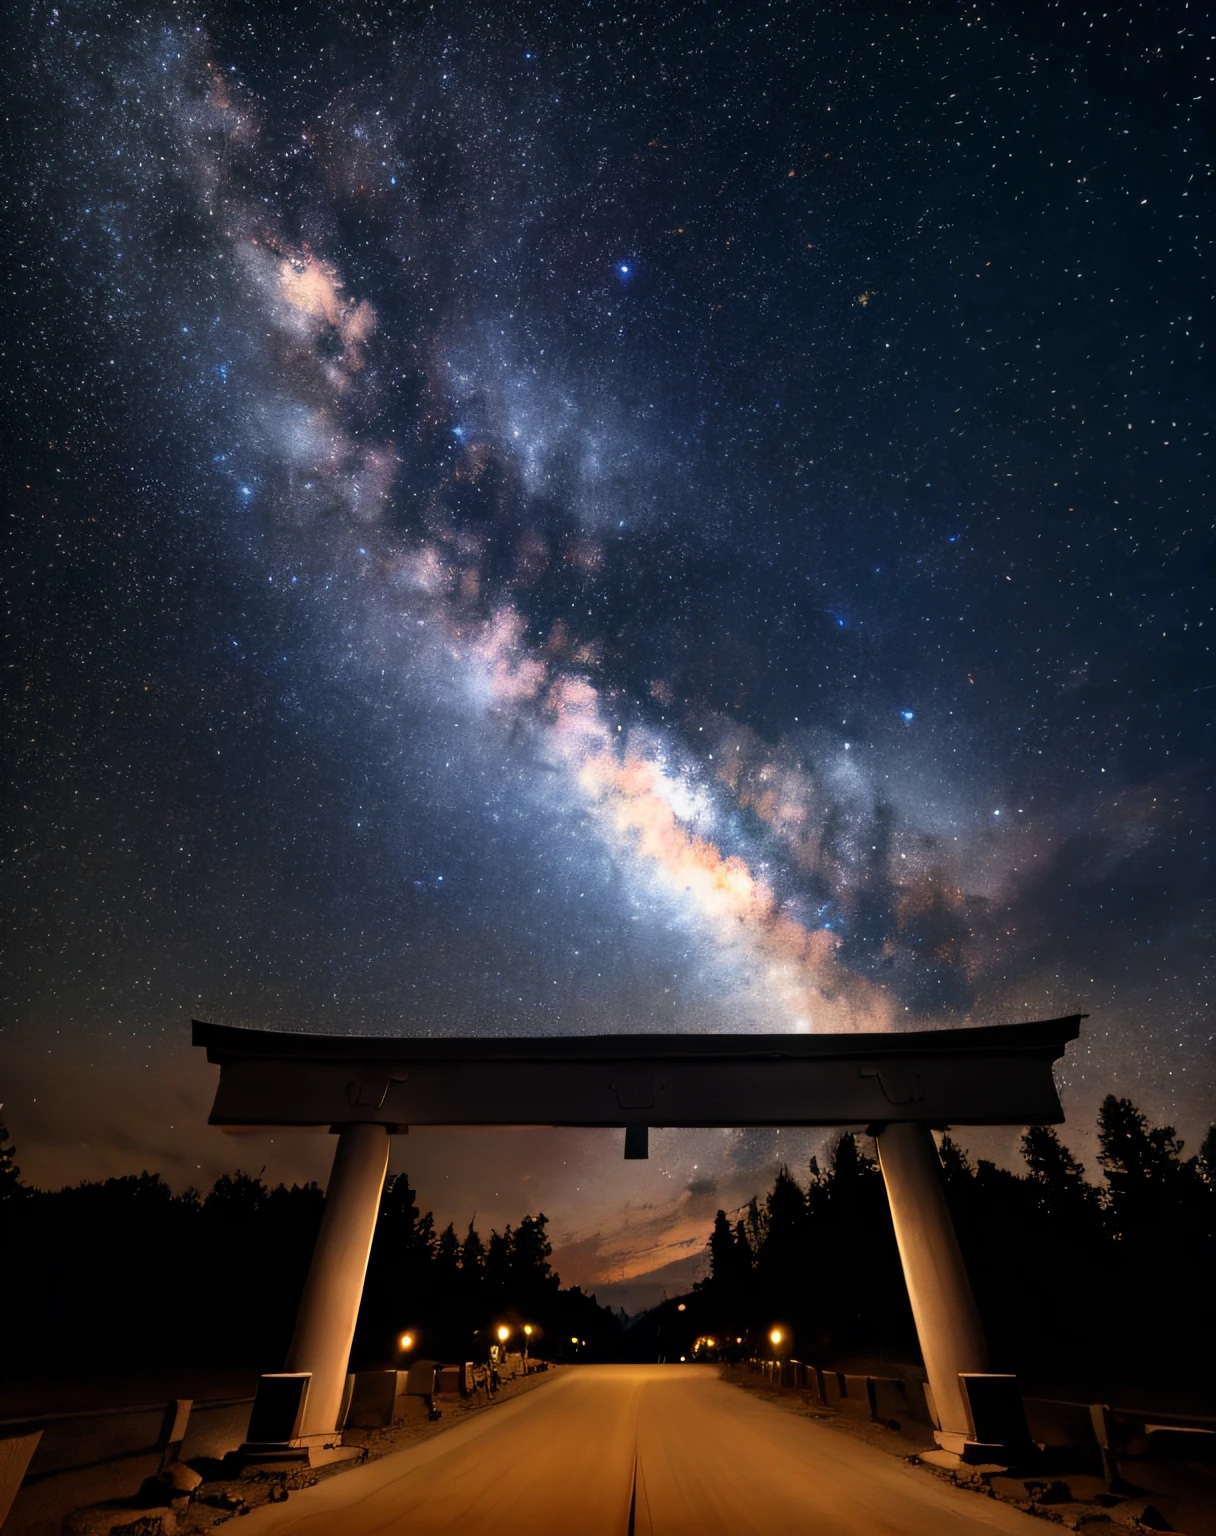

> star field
[1,0,1211,1288]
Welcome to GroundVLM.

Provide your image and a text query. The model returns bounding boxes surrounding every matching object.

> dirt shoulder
[719,1367,1200,1535]
[62,1368,563,1536]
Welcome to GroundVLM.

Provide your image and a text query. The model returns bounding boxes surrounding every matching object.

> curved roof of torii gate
[193,1015,1083,1130]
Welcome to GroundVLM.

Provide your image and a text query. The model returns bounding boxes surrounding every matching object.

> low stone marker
[405,1360,438,1396]
[958,1373,1032,1453]
[842,1373,870,1406]
[870,1377,914,1425]
[244,1373,311,1445]
[345,1371,406,1429]
[404,1360,442,1422]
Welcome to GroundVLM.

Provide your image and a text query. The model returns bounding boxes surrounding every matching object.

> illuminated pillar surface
[875,1121,988,1451]
[285,1122,390,1441]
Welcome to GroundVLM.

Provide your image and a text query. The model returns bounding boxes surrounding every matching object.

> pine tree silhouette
[1201,1124,1216,1188]
[0,1119,24,1202]
[1098,1094,1187,1236]
[1021,1125,1102,1231]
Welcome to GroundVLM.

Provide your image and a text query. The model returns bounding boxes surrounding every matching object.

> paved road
[241,1365,1045,1535]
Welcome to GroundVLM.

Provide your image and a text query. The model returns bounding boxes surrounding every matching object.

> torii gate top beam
[192,1015,1082,1129]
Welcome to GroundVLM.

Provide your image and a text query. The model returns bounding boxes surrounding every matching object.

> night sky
[2,1,1212,1309]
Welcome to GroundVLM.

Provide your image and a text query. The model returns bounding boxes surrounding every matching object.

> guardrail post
[157,1399,193,1470]
[0,1432,42,1530]
[1089,1402,1117,1487]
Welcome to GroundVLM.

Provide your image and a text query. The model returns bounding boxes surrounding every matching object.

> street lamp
[398,1332,415,1352]
[489,1324,511,1378]
[522,1324,533,1367]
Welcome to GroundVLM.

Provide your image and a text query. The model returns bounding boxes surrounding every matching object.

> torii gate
[193,1014,1082,1462]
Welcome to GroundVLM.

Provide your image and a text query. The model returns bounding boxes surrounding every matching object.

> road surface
[241,1364,1045,1535]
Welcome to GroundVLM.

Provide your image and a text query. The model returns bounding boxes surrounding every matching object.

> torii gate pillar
[282,1122,390,1445]
[876,1121,989,1453]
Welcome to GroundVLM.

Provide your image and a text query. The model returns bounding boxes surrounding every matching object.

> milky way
[3,2,1212,1296]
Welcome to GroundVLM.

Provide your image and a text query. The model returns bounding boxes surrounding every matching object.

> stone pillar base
[236,1435,363,1469]
[927,1434,1014,1466]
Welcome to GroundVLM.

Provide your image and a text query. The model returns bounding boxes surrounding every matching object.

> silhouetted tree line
[4,1097,1213,1382]
[0,1130,618,1375]
[352,1171,621,1366]
[688,1098,1216,1382]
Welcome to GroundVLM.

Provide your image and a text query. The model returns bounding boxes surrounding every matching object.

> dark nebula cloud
[1,1,1211,1291]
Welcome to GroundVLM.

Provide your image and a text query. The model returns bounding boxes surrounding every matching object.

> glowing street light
[399,1332,415,1351]
[769,1327,784,1348]
[496,1324,511,1343]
